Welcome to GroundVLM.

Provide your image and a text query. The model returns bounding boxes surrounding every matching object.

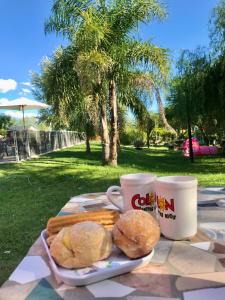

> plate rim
[41,230,154,284]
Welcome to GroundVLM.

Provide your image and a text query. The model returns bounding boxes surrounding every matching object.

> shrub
[150,127,176,144]
[134,139,145,149]
[120,124,140,145]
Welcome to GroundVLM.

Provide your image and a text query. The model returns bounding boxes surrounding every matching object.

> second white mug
[155,176,198,240]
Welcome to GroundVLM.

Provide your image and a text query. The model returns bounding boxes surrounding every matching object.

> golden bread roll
[50,221,112,268]
[112,210,160,258]
[47,234,57,247]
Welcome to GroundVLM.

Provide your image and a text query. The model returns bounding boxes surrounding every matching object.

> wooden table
[1,191,225,300]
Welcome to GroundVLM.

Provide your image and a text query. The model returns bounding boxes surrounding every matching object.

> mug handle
[106,186,123,211]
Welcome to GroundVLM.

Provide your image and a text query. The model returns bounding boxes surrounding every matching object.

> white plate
[41,230,154,286]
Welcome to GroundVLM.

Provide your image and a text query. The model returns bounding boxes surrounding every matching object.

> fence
[0,130,85,162]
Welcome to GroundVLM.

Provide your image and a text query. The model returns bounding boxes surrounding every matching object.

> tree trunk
[146,130,150,148]
[85,124,91,154]
[100,102,110,165]
[85,135,91,153]
[155,87,177,136]
[146,117,153,148]
[85,132,91,154]
[187,119,194,163]
[187,103,194,163]
[199,124,210,146]
[109,79,118,166]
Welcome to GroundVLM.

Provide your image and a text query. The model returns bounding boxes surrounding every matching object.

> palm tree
[154,87,177,135]
[44,0,174,165]
[32,46,98,153]
[45,3,113,164]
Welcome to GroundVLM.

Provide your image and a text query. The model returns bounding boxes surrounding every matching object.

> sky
[139,0,219,63]
[0,0,219,119]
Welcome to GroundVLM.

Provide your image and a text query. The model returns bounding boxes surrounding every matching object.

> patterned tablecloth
[2,190,225,300]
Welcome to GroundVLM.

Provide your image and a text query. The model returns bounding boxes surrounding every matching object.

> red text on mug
[131,192,155,211]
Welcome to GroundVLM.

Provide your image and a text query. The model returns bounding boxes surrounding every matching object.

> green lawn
[1,143,225,285]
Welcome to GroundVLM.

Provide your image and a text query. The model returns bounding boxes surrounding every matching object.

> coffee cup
[106,173,156,213]
[155,176,198,240]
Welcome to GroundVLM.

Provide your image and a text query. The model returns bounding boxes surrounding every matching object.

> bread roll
[50,221,112,268]
[112,210,160,258]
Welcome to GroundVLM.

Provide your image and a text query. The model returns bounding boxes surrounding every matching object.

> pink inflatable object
[182,138,218,157]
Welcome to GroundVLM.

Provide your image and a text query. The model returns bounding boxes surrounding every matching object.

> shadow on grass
[119,147,201,174]
[1,144,224,176]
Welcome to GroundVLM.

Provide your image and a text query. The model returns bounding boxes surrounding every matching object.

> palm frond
[128,71,154,90]
[126,40,170,80]
[75,49,114,89]
[109,0,166,41]
[74,7,111,50]
[45,0,94,37]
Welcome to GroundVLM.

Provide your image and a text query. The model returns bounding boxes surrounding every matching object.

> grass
[1,143,225,285]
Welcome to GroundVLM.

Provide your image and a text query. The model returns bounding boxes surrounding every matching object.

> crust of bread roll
[112,210,160,258]
[50,221,112,268]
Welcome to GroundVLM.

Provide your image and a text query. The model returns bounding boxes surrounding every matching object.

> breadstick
[47,209,119,236]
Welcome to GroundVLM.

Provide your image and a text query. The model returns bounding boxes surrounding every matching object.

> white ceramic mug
[106,173,156,213]
[155,176,198,240]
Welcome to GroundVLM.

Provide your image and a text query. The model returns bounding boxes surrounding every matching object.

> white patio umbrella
[0,97,50,129]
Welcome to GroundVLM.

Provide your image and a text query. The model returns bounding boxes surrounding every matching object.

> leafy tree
[136,109,154,147]
[166,1,225,154]
[209,0,225,56]
[167,46,225,146]
[0,115,12,130]
[168,49,208,149]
